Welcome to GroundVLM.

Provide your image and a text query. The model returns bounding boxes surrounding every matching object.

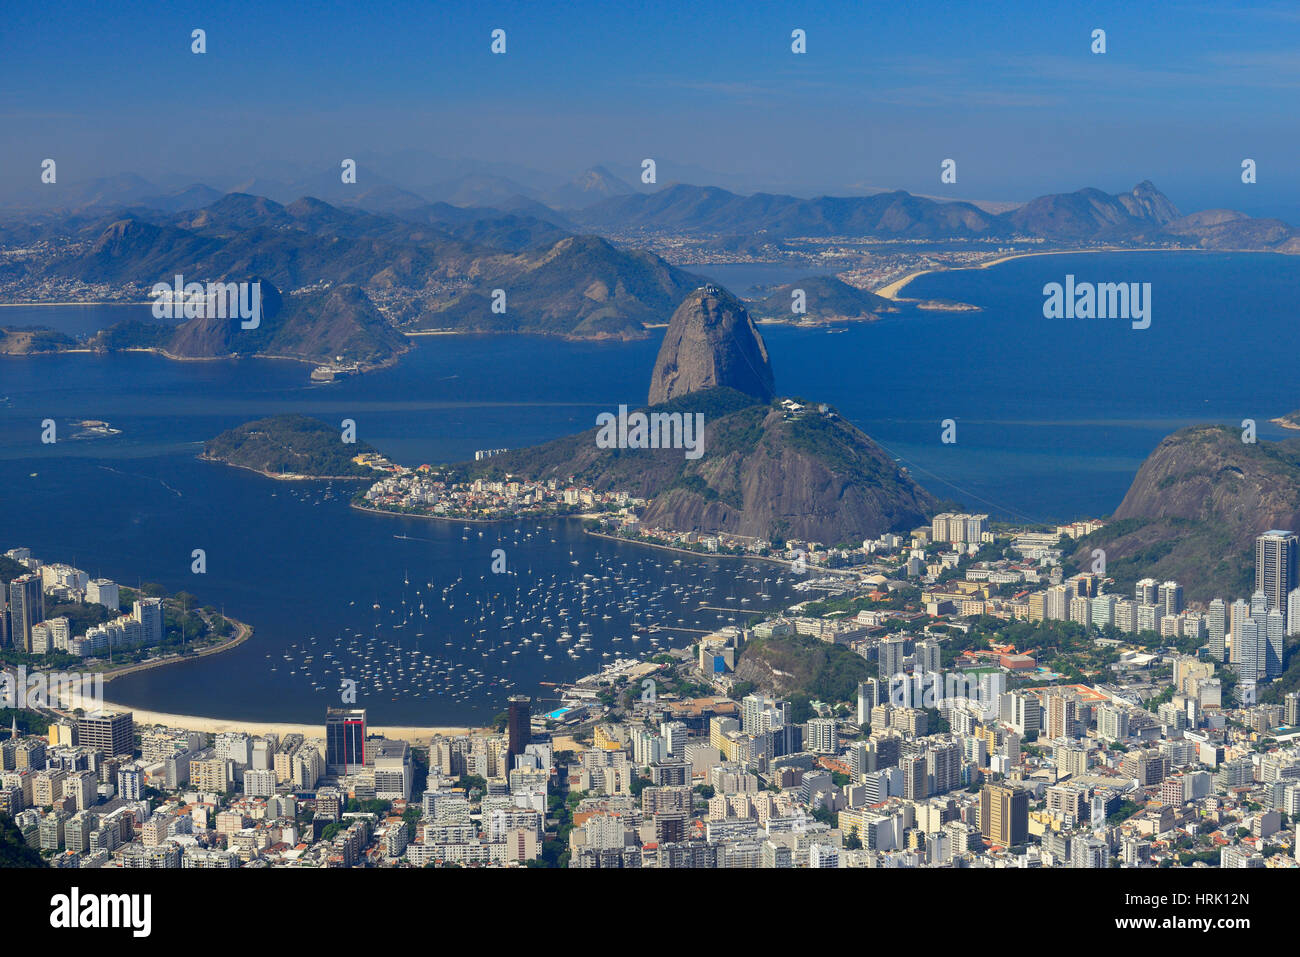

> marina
[252,517,797,713]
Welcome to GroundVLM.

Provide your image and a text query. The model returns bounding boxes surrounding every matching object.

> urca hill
[461,285,936,543]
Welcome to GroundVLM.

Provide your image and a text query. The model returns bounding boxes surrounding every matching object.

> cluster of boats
[259,522,790,711]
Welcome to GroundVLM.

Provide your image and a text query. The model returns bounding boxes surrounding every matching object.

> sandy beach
[875,246,1208,300]
[101,701,473,744]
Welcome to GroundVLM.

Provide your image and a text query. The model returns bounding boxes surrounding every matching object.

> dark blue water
[0,303,156,338]
[792,251,1298,519]
[1,251,1295,721]
[0,338,793,724]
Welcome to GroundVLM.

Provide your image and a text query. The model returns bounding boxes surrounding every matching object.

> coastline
[582,528,861,578]
[0,339,408,377]
[98,616,255,683]
[0,301,153,307]
[198,453,375,482]
[874,245,1212,300]
[96,703,472,744]
[350,501,604,524]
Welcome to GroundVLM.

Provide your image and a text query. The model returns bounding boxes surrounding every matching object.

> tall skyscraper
[1135,578,1158,605]
[1290,587,1300,638]
[8,574,44,654]
[1235,619,1262,682]
[1257,531,1298,620]
[1266,608,1286,679]
[1229,598,1251,662]
[325,708,367,775]
[507,695,531,769]
[1208,599,1227,661]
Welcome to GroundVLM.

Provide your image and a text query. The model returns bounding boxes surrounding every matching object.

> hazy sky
[4,0,1300,216]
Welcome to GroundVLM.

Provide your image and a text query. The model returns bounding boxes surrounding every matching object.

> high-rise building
[1097,704,1130,743]
[980,783,1028,847]
[927,741,963,795]
[1266,608,1286,679]
[9,574,44,653]
[1135,578,1158,605]
[1251,590,1269,620]
[1091,594,1117,629]
[76,711,134,756]
[507,695,531,769]
[1069,595,1091,627]
[133,598,164,645]
[86,579,120,612]
[325,708,366,775]
[1044,689,1081,741]
[1289,588,1300,638]
[914,639,941,674]
[856,679,881,726]
[1046,585,1069,622]
[1158,581,1183,617]
[1208,599,1227,661]
[878,637,906,680]
[1230,598,1251,663]
[1235,620,1263,682]
[1006,691,1041,739]
[806,718,839,754]
[901,753,929,801]
[1256,531,1298,618]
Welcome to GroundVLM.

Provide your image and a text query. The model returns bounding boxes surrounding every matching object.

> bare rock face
[1075,425,1300,600]
[648,285,775,405]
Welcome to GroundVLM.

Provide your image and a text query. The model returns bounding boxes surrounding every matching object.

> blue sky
[3,0,1299,214]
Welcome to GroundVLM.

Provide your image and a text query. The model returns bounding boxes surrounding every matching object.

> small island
[202,414,392,480]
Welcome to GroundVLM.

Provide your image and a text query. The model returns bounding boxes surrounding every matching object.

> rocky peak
[648,285,775,405]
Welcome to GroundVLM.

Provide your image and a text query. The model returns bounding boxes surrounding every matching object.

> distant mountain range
[571,179,1300,251]
[0,191,704,363]
[9,163,1299,252]
[4,174,1299,372]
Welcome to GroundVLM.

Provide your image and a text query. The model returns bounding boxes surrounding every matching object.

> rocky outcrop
[648,286,775,404]
[1075,425,1300,600]
[637,403,936,542]
[466,388,935,543]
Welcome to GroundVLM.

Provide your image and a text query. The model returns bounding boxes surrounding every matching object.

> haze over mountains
[4,170,1300,370]
[8,161,1300,252]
